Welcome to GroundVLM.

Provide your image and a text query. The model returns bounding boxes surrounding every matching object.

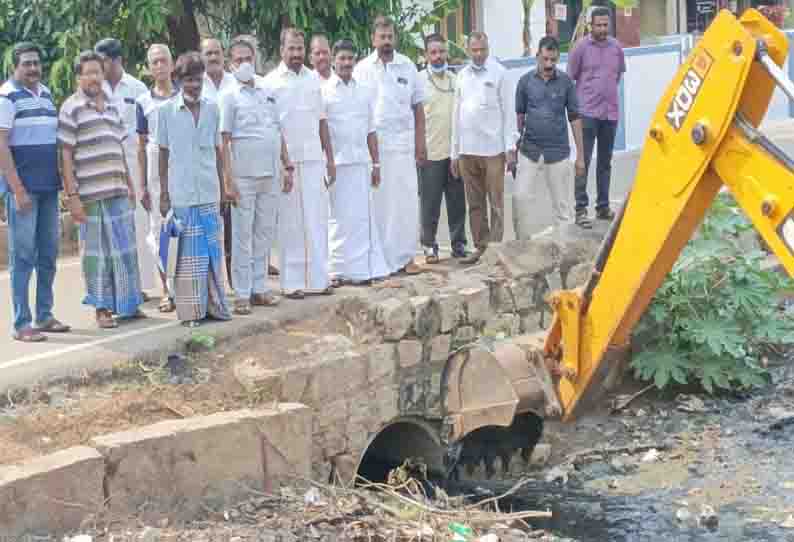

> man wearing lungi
[220,37,291,314]
[353,15,426,276]
[136,44,179,313]
[59,50,144,329]
[263,28,336,299]
[157,51,231,327]
[94,38,152,298]
[322,39,389,286]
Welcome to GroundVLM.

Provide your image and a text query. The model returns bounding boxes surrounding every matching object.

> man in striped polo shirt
[58,50,144,329]
[0,42,71,342]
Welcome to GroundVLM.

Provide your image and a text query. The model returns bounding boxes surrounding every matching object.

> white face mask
[233,62,255,83]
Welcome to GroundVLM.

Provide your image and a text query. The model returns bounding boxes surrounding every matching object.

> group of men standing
[0,8,623,342]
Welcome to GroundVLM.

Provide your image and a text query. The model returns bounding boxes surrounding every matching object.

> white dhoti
[329,164,389,281]
[374,148,419,272]
[279,161,329,292]
[126,148,158,292]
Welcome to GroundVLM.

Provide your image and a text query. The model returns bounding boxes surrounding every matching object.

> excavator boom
[550,8,794,420]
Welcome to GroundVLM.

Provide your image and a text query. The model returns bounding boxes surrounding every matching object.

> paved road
[2,124,794,393]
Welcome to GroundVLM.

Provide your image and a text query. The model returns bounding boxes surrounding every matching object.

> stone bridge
[233,233,616,484]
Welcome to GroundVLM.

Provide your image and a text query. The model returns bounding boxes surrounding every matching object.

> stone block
[233,358,282,397]
[371,384,399,423]
[310,352,369,403]
[92,405,311,523]
[565,261,592,289]
[368,343,397,383]
[375,298,414,340]
[436,292,464,333]
[511,277,536,310]
[519,311,542,334]
[411,296,441,339]
[429,334,452,363]
[484,313,520,337]
[315,398,349,433]
[0,446,105,537]
[452,326,477,349]
[398,376,425,413]
[461,285,491,325]
[425,372,444,417]
[398,339,424,368]
[481,239,562,278]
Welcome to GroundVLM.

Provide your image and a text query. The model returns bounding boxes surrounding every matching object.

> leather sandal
[96,310,118,329]
[34,318,71,333]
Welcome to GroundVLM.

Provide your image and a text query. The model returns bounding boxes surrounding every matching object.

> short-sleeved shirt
[0,80,61,193]
[567,36,625,122]
[157,93,221,208]
[420,69,455,161]
[136,86,179,144]
[102,72,148,154]
[57,90,129,202]
[262,63,325,164]
[201,71,236,104]
[321,74,375,166]
[353,51,424,152]
[219,80,281,177]
[516,69,579,164]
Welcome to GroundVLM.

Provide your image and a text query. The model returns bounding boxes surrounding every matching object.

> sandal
[424,245,440,264]
[251,293,281,307]
[34,318,71,333]
[330,277,346,288]
[285,290,305,300]
[96,310,118,329]
[159,297,176,313]
[13,327,47,342]
[182,320,201,328]
[233,300,252,315]
[127,309,148,320]
[575,211,593,229]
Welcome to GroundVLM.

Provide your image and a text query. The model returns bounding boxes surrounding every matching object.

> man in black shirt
[513,36,586,237]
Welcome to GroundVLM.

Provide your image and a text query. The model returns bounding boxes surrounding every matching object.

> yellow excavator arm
[549,7,794,421]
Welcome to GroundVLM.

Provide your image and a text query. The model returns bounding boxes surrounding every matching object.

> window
[437,0,478,48]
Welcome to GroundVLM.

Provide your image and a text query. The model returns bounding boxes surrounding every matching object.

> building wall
[641,0,669,37]
[482,0,534,58]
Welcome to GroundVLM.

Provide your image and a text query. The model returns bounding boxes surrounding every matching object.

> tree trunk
[167,0,201,54]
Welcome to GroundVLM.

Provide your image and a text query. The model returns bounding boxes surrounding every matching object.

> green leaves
[631,192,794,395]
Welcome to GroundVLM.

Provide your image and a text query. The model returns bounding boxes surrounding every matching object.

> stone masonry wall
[234,234,604,483]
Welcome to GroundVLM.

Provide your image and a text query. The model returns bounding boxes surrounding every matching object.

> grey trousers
[418,158,467,249]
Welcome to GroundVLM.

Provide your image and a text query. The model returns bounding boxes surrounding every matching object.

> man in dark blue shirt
[513,36,586,238]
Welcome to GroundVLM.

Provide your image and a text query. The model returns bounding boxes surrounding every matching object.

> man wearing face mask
[263,28,336,299]
[513,36,585,240]
[418,34,468,265]
[158,51,231,327]
[310,34,332,81]
[451,32,517,265]
[220,37,293,315]
[353,15,426,276]
[59,50,144,329]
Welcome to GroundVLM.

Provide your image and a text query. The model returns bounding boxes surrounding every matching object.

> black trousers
[574,116,618,212]
[418,158,467,249]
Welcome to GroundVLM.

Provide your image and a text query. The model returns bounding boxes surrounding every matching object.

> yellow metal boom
[549,8,794,420]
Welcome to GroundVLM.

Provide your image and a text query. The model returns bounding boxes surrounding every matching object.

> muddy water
[450,360,794,541]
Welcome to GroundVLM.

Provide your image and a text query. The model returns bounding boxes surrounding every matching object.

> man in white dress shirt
[94,38,151,296]
[451,31,517,264]
[353,15,426,276]
[263,27,336,298]
[322,39,389,286]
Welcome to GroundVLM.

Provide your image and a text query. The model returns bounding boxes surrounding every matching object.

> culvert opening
[356,419,445,484]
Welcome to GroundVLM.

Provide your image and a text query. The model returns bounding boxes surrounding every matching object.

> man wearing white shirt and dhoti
[322,39,389,286]
[220,37,290,314]
[94,38,151,297]
[136,44,179,313]
[263,27,336,299]
[451,32,518,265]
[353,15,426,276]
